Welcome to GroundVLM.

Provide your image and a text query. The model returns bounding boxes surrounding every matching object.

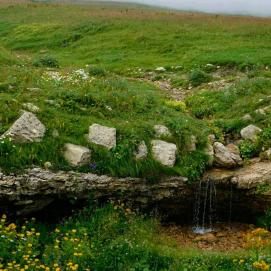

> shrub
[259,127,271,149]
[165,100,187,112]
[33,55,59,68]
[239,140,259,159]
[188,69,212,87]
[88,66,106,77]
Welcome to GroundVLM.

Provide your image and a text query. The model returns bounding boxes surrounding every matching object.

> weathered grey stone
[44,162,52,170]
[242,114,252,121]
[0,167,187,215]
[208,134,216,144]
[240,125,262,142]
[22,103,40,113]
[151,140,177,167]
[1,111,45,143]
[88,124,116,150]
[206,161,271,189]
[204,143,214,166]
[213,142,242,168]
[188,135,197,152]
[134,141,148,160]
[64,143,91,166]
[52,129,59,138]
[154,125,172,137]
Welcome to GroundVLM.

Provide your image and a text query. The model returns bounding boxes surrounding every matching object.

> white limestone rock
[188,135,197,152]
[64,143,91,166]
[22,103,40,113]
[134,141,148,160]
[151,140,177,167]
[154,125,172,138]
[1,111,45,143]
[240,125,262,142]
[213,142,242,168]
[88,124,116,150]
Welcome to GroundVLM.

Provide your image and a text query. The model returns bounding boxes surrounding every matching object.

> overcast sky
[111,0,271,17]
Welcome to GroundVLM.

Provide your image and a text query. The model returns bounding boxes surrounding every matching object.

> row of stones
[0,111,181,167]
[0,111,263,169]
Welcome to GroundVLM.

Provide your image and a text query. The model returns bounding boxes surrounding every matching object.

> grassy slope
[0,2,271,270]
[0,2,271,178]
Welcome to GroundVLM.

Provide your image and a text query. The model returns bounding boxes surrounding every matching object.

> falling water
[228,182,233,228]
[192,178,217,234]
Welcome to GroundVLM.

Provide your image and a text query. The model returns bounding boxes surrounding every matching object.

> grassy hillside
[1,2,271,271]
[0,1,271,179]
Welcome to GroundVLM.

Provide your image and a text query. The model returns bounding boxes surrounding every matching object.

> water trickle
[228,182,233,228]
[192,178,217,234]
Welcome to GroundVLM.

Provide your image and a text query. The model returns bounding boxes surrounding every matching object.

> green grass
[2,203,269,271]
[0,2,271,178]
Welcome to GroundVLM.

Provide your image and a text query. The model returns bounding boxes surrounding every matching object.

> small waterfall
[228,182,233,227]
[192,178,217,234]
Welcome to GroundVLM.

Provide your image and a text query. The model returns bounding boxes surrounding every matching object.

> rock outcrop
[205,161,271,189]
[0,161,271,221]
[0,168,187,215]
[1,111,45,143]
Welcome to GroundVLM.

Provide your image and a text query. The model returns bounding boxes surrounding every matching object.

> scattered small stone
[52,129,59,138]
[44,161,52,170]
[27,87,41,92]
[188,135,197,152]
[151,140,177,167]
[155,67,166,72]
[22,103,40,113]
[240,124,262,142]
[64,143,91,166]
[88,124,116,150]
[154,125,172,138]
[134,141,148,160]
[242,114,252,121]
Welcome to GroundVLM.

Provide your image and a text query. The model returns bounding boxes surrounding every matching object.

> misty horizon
[99,0,271,17]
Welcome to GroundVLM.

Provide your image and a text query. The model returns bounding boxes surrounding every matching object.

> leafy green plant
[239,140,259,159]
[88,66,106,77]
[188,69,212,87]
[33,55,59,68]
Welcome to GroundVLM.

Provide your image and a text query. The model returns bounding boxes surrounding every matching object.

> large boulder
[134,141,148,160]
[87,124,116,150]
[213,142,242,168]
[154,125,172,138]
[151,140,177,167]
[241,125,262,142]
[1,111,45,143]
[64,143,91,167]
